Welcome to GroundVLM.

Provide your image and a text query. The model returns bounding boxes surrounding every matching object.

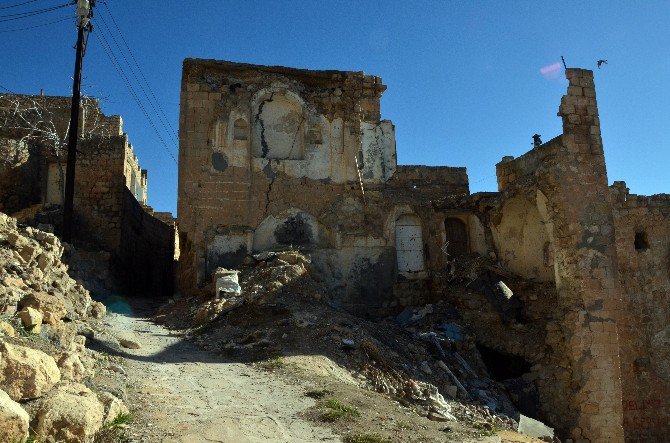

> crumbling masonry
[177,60,669,442]
[0,95,175,298]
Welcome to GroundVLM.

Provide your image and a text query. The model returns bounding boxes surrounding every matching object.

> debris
[436,360,471,400]
[420,361,433,375]
[397,304,434,326]
[437,322,464,341]
[214,268,241,296]
[518,414,554,440]
[496,281,513,300]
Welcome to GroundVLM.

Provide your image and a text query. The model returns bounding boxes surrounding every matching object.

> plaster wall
[491,195,554,282]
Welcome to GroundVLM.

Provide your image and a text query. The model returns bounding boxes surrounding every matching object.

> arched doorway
[444,218,469,258]
[395,214,425,273]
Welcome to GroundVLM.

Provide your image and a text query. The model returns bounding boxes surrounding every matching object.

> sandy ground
[103,301,340,443]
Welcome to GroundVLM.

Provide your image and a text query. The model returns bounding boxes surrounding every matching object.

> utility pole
[62,0,94,242]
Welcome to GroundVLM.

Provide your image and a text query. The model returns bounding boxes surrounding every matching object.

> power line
[0,84,17,94]
[0,14,71,33]
[0,2,71,23]
[95,9,179,147]
[93,22,177,165]
[0,0,40,11]
[99,1,178,144]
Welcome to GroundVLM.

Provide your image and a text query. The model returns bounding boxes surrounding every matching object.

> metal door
[396,215,425,272]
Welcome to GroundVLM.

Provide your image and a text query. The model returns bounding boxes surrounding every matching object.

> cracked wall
[176,59,468,313]
[177,60,670,442]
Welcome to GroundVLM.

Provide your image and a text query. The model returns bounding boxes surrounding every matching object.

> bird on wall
[597,60,608,69]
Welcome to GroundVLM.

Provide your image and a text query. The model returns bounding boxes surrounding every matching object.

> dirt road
[103,302,340,443]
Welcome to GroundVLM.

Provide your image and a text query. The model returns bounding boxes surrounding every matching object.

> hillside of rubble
[157,250,556,443]
[0,211,136,443]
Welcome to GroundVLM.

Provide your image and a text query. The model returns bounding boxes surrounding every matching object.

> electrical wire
[93,23,177,165]
[0,0,40,10]
[0,2,71,23]
[96,9,179,147]
[0,14,71,33]
[99,1,179,144]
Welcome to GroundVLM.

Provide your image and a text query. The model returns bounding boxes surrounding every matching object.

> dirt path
[103,302,340,443]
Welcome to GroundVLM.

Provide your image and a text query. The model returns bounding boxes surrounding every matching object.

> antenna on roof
[561,56,567,70]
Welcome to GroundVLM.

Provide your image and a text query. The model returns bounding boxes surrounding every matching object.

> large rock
[87,301,106,319]
[0,388,29,443]
[18,306,42,332]
[57,352,86,382]
[98,391,129,425]
[0,321,15,337]
[0,341,61,401]
[63,284,92,321]
[19,292,67,324]
[34,382,105,442]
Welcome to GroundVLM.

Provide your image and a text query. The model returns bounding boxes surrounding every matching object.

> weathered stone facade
[177,60,669,442]
[177,59,469,314]
[0,94,174,298]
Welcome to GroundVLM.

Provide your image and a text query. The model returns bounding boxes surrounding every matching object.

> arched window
[252,94,304,159]
[395,214,425,273]
[233,118,248,141]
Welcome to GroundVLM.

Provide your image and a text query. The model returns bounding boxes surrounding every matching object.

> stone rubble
[159,249,550,440]
[0,211,128,442]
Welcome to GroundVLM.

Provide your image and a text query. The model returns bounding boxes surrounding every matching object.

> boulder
[34,382,105,442]
[63,284,92,321]
[0,341,61,401]
[88,301,106,319]
[0,321,15,337]
[116,333,142,349]
[0,388,29,443]
[18,306,42,332]
[19,292,67,325]
[57,352,86,382]
[98,391,129,425]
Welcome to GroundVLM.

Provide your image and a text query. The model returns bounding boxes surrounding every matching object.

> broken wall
[177,59,474,313]
[610,182,670,441]
[491,69,625,441]
[0,94,173,298]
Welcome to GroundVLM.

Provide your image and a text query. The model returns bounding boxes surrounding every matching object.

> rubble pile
[0,212,128,443]
[159,249,555,441]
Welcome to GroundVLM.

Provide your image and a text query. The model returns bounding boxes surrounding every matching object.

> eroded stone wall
[176,59,471,313]
[610,183,670,441]
[491,69,625,441]
[0,93,173,298]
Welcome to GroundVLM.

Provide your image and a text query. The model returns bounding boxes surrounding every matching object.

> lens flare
[540,62,562,79]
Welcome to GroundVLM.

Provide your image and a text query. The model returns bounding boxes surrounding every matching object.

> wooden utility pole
[62,0,94,242]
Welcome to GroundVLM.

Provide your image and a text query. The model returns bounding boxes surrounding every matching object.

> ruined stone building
[177,59,669,442]
[0,94,175,297]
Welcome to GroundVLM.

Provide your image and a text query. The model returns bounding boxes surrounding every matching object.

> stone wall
[0,93,173,298]
[176,59,471,313]
[119,188,175,298]
[489,69,625,441]
[610,182,670,441]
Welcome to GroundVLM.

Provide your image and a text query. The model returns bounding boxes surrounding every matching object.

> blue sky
[1,1,668,215]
